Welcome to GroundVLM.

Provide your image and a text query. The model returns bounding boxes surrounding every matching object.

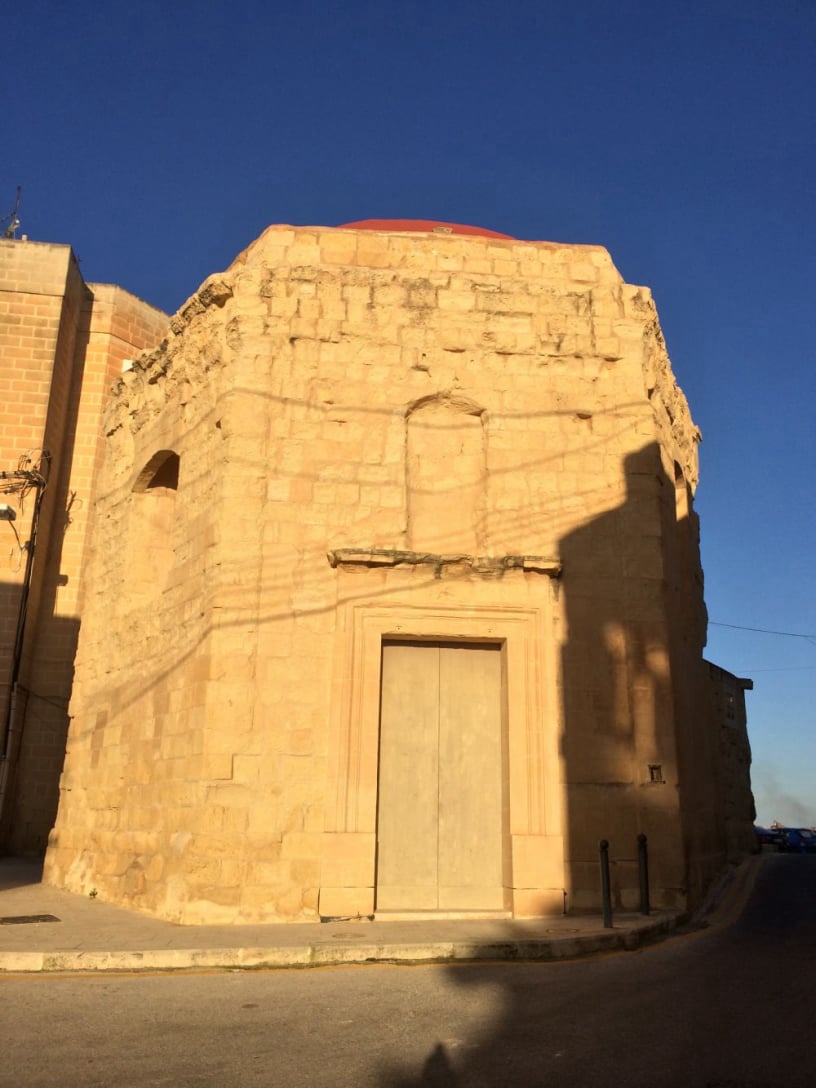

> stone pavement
[0,857,706,974]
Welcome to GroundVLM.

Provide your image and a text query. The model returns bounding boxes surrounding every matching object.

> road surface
[3,854,813,1087]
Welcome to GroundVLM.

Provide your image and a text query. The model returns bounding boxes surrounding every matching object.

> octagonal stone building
[43,220,744,923]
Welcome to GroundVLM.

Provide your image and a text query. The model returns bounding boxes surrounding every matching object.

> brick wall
[0,239,167,852]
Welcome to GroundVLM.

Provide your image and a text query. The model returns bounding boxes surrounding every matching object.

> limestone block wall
[45,223,716,922]
[0,239,167,851]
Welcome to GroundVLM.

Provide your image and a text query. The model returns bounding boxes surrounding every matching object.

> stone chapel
[0,221,754,923]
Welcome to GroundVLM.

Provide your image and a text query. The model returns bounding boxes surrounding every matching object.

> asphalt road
[3,855,814,1088]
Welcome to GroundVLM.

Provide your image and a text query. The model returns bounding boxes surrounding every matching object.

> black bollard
[599,839,613,928]
[637,833,650,915]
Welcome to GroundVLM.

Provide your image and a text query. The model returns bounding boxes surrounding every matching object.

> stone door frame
[319,600,565,918]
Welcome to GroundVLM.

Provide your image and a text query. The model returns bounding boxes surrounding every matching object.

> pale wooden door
[376,641,504,911]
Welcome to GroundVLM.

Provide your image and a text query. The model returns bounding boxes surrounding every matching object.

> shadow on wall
[0,580,80,855]
[558,442,716,913]
[0,291,91,857]
[560,444,675,910]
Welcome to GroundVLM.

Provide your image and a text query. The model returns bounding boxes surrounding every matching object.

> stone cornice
[327,548,562,578]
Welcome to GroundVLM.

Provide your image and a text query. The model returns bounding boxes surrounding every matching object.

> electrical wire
[749,666,816,673]
[709,621,816,641]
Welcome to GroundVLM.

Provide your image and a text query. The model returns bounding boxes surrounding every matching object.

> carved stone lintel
[327,548,562,578]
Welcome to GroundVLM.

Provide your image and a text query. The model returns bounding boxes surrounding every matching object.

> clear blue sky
[4,0,814,825]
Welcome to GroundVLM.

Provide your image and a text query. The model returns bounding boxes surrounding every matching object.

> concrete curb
[0,913,684,974]
[691,854,762,929]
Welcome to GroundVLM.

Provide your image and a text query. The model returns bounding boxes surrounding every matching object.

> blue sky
[4,0,814,824]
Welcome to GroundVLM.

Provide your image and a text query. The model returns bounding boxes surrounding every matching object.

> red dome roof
[339,218,515,240]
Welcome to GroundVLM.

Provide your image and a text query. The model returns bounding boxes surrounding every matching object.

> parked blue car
[778,828,816,854]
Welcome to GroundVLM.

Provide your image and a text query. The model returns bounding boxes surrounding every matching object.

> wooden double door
[376,641,506,912]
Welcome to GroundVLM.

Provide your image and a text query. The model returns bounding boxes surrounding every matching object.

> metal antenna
[2,186,21,238]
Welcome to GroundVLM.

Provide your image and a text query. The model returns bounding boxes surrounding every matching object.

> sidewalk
[0,857,697,974]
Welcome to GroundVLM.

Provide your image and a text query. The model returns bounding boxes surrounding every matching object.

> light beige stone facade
[36,221,752,923]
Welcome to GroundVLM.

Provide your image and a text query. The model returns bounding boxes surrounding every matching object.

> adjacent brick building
[1,221,754,923]
[0,238,167,853]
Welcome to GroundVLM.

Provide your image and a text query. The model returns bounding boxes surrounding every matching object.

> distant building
[1,221,755,923]
[707,662,755,858]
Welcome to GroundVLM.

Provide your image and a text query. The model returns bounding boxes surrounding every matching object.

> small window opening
[133,450,179,493]
[147,455,179,490]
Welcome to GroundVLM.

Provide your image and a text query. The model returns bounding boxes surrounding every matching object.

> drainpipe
[0,456,50,838]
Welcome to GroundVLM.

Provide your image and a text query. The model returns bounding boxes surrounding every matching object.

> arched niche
[405,394,486,554]
[128,450,180,597]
